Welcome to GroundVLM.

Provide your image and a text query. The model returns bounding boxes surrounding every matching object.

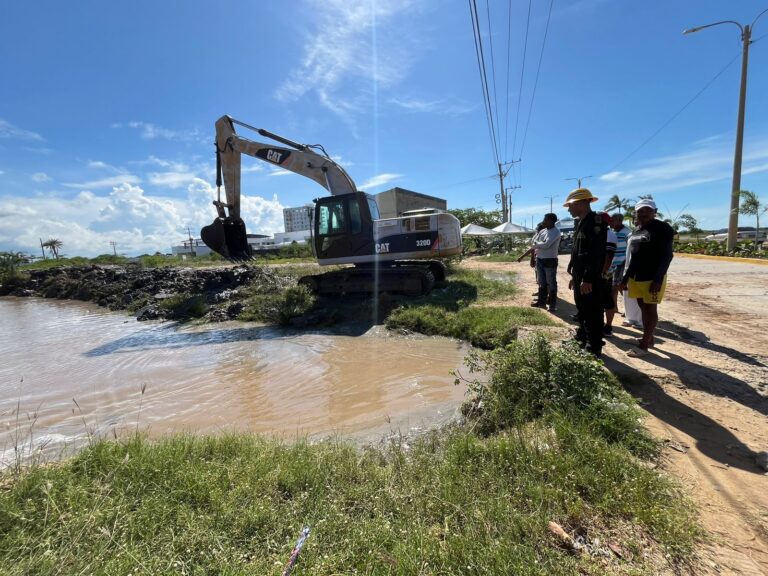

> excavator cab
[312,192,376,262]
[200,216,252,260]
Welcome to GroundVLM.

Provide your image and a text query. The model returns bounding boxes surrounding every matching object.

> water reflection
[1,297,468,465]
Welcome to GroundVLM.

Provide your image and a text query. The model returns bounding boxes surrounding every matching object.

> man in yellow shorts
[619,198,674,357]
[627,275,667,305]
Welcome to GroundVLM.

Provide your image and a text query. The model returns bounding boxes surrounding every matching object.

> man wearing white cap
[563,188,608,357]
[619,198,674,357]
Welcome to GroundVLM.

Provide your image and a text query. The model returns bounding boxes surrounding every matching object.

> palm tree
[603,194,629,213]
[739,190,767,248]
[0,251,27,278]
[602,195,634,224]
[42,238,63,259]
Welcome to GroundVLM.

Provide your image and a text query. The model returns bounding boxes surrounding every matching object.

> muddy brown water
[1,297,469,465]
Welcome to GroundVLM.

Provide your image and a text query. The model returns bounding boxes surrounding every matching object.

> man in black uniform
[563,188,608,357]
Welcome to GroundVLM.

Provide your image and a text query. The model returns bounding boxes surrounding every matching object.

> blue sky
[1,0,767,256]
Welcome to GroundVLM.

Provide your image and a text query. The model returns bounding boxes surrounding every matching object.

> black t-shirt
[567,211,607,283]
[625,219,674,283]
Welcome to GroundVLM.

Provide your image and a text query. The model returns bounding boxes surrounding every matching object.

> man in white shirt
[531,213,561,311]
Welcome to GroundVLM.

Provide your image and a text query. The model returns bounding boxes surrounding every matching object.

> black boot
[547,292,557,311]
[531,285,547,307]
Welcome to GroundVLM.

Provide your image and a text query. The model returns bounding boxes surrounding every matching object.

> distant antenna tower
[109,241,117,256]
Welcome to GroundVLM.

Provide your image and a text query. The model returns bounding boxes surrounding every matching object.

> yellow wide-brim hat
[562,188,599,206]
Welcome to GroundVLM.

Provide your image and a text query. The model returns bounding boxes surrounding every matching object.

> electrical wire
[606,51,741,174]
[485,0,502,159]
[503,0,513,161]
[511,0,533,164]
[518,0,555,160]
[468,0,501,167]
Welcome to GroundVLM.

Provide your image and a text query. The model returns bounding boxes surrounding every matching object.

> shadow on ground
[603,355,764,475]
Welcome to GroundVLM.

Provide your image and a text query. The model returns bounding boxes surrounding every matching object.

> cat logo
[375,243,390,254]
[266,149,283,164]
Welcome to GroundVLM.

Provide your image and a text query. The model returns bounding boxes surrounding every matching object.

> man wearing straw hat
[563,188,608,357]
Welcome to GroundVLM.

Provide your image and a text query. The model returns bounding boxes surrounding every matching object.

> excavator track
[299,265,435,296]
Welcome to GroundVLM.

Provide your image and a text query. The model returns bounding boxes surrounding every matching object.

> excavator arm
[201,115,357,259]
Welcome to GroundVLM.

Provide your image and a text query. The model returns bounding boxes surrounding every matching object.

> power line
[606,51,741,174]
[519,0,556,160]
[468,0,500,167]
[485,0,502,159]
[503,0,513,160]
[511,0,533,164]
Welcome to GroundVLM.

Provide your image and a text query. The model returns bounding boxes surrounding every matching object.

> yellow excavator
[201,115,462,295]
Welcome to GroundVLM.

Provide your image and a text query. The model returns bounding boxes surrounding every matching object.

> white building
[171,239,213,257]
[283,205,313,233]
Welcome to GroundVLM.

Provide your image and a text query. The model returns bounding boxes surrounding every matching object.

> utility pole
[187,227,196,257]
[544,195,556,213]
[565,175,592,189]
[506,185,521,223]
[109,241,117,256]
[684,8,767,251]
[496,160,520,222]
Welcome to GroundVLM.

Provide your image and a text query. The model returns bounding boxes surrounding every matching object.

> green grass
[0,267,701,574]
[0,421,697,575]
[386,268,557,348]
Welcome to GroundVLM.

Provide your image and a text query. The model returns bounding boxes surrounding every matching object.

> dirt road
[464,254,768,575]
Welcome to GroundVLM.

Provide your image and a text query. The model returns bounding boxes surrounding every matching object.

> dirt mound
[1,264,293,322]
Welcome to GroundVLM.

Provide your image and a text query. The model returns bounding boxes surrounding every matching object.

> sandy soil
[463,254,768,575]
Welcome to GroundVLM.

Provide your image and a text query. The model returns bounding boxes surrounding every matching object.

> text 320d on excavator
[200,116,462,296]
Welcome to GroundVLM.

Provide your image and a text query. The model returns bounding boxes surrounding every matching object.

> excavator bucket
[200,217,252,260]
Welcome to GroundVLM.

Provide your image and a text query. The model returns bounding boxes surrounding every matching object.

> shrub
[158,293,208,319]
[458,335,656,456]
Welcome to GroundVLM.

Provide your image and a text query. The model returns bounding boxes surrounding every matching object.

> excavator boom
[200,115,462,295]
[201,116,357,259]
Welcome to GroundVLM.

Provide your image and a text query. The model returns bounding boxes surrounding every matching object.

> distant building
[171,233,271,256]
[283,205,314,233]
[374,187,447,219]
[171,238,213,257]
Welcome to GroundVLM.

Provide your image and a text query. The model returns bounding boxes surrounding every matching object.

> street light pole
[684,9,767,251]
[565,175,592,189]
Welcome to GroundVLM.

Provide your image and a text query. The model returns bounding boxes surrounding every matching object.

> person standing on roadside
[604,213,631,335]
[528,213,561,311]
[564,188,608,357]
[622,216,644,329]
[517,221,545,293]
[619,198,674,357]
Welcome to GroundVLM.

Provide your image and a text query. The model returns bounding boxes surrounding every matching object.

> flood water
[0,298,469,465]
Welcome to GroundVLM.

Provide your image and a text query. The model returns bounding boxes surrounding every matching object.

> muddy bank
[0,264,294,322]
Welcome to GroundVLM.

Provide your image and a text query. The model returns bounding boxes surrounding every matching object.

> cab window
[349,198,362,234]
[318,199,346,235]
[367,198,380,220]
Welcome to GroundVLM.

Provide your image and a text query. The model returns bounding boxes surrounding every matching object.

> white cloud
[113,122,201,142]
[597,135,768,197]
[31,172,51,183]
[275,0,421,126]
[63,175,142,189]
[599,171,632,183]
[0,119,45,141]
[359,173,402,190]
[148,171,198,189]
[268,168,294,177]
[388,97,476,115]
[0,179,285,257]
[87,160,121,171]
